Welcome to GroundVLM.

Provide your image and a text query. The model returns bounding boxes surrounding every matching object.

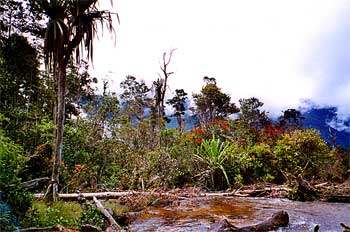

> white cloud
[90,0,350,117]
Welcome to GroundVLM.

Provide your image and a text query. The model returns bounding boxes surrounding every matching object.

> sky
[90,0,350,119]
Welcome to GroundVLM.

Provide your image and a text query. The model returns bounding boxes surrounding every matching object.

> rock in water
[209,210,289,232]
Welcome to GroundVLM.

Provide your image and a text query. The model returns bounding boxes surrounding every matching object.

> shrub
[274,129,331,181]
[243,143,277,183]
[194,137,231,189]
[0,131,32,224]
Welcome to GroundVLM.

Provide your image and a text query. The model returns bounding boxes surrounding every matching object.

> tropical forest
[0,0,349,231]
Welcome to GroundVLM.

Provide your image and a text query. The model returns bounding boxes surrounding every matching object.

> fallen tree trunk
[202,187,291,198]
[34,191,136,199]
[93,196,122,231]
[34,191,189,200]
[325,194,350,203]
[21,225,75,231]
[209,210,289,232]
[19,177,50,190]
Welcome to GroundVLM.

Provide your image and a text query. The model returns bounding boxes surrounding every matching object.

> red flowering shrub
[189,120,233,145]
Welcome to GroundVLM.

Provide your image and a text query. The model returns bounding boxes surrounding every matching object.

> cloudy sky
[90,0,350,118]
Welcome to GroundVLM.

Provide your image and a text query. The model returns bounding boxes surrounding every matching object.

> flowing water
[129,197,350,231]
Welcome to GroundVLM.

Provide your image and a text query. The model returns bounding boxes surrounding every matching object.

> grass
[104,201,129,216]
[21,199,131,229]
[22,200,82,228]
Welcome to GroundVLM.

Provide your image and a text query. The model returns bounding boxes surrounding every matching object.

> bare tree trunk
[52,65,66,201]
[177,115,182,132]
[158,49,176,130]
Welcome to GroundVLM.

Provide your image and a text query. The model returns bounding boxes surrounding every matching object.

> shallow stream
[129,197,350,231]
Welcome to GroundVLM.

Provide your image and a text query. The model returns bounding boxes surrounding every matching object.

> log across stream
[129,196,350,231]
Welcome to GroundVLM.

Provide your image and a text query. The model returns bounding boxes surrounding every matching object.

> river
[129,197,350,231]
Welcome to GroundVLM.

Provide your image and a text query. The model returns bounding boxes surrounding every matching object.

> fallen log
[34,190,189,201]
[93,196,122,231]
[201,187,291,198]
[81,224,102,232]
[341,222,350,232]
[325,195,350,203]
[19,177,50,190]
[21,225,76,231]
[34,191,136,199]
[209,210,289,232]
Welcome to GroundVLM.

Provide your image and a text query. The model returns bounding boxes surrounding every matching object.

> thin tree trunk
[52,65,66,201]
[177,115,182,132]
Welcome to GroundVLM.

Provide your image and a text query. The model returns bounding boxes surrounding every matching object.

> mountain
[167,106,350,149]
[301,107,350,148]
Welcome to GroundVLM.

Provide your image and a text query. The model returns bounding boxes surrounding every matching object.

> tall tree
[279,108,304,130]
[234,97,270,146]
[0,34,47,152]
[35,0,116,200]
[0,0,44,42]
[153,49,176,129]
[166,89,188,131]
[120,75,152,123]
[193,77,239,125]
[65,60,97,119]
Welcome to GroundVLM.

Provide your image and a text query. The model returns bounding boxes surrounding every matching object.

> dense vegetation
[0,0,349,231]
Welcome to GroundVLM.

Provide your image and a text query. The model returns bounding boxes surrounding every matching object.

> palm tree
[36,0,116,200]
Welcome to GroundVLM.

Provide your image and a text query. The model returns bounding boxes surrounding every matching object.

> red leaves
[260,121,286,144]
[207,120,230,131]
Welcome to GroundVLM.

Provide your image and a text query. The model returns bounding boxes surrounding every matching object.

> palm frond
[44,19,69,70]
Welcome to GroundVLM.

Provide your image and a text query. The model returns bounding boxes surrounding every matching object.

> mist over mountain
[301,106,350,148]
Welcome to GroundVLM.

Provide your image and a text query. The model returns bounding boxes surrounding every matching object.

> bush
[274,129,331,181]
[0,132,32,224]
[243,143,277,183]
[194,137,231,189]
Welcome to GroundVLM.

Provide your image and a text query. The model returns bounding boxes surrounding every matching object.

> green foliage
[0,0,43,39]
[80,205,104,228]
[274,129,331,180]
[194,138,231,189]
[65,60,97,119]
[167,89,188,131]
[233,97,270,146]
[193,77,239,125]
[0,34,49,153]
[0,200,18,232]
[22,201,82,228]
[120,75,152,123]
[0,130,33,220]
[0,133,25,187]
[243,143,277,183]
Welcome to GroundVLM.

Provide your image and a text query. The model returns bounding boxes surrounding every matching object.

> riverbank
[18,181,350,231]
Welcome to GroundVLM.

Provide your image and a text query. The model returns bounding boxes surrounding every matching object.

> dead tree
[153,49,177,130]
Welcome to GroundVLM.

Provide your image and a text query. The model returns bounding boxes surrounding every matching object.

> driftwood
[34,191,136,199]
[325,195,350,203]
[19,177,50,190]
[21,225,75,231]
[202,186,291,198]
[341,222,350,232]
[81,224,102,232]
[209,210,289,232]
[93,196,122,231]
[34,190,189,201]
